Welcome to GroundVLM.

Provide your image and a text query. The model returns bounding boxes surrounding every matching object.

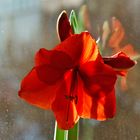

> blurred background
[0,0,140,139]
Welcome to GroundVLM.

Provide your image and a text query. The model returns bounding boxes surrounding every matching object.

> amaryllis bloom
[106,17,138,90]
[108,17,138,57]
[18,12,135,130]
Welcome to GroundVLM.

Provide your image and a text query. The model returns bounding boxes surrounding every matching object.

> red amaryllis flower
[108,17,138,57]
[107,17,138,90]
[18,12,135,130]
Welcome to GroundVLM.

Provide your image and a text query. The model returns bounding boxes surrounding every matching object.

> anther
[64,95,78,104]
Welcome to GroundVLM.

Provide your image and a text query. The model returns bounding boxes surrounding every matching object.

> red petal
[35,48,50,66]
[115,70,127,76]
[52,70,79,130]
[103,52,135,69]
[56,11,73,41]
[77,74,116,120]
[35,50,74,84]
[36,64,64,84]
[36,50,73,84]
[35,49,74,67]
[18,68,61,109]
[54,32,97,65]
[77,58,116,120]
[80,32,98,64]
[80,61,117,93]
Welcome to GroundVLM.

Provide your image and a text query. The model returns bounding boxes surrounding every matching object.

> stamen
[65,68,78,122]
[65,95,78,104]
[65,95,78,122]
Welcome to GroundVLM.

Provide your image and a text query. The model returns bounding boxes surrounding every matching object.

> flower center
[65,67,79,122]
[65,95,78,104]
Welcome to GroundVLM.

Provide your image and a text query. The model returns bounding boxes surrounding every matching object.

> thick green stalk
[68,122,79,140]
[54,121,68,140]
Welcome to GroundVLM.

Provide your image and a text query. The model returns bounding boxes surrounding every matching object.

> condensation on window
[0,0,140,140]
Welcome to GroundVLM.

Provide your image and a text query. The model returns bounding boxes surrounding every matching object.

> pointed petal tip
[56,10,67,41]
[57,10,67,24]
[56,10,67,40]
[56,10,73,41]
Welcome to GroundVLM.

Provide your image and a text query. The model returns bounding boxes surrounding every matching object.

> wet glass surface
[0,0,140,139]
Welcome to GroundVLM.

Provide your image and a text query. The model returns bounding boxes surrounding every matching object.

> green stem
[54,121,68,140]
[68,122,79,140]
